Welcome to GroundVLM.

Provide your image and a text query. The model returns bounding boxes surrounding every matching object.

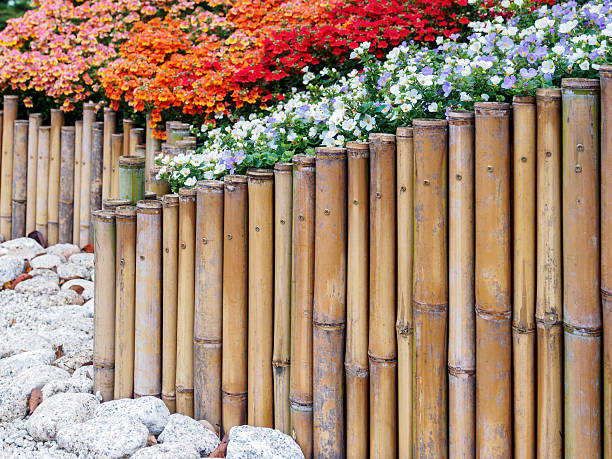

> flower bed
[156,0,612,190]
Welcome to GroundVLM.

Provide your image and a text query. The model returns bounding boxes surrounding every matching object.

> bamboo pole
[114,205,137,400]
[118,156,145,204]
[313,147,347,459]
[601,66,612,459]
[535,88,563,458]
[11,120,28,239]
[135,144,146,158]
[102,198,130,211]
[25,113,41,235]
[396,128,413,459]
[176,187,197,417]
[93,210,116,402]
[80,102,95,247]
[474,102,512,457]
[0,95,17,240]
[162,194,179,413]
[561,78,601,457]
[111,133,123,198]
[103,108,117,200]
[447,111,475,458]
[290,155,315,457]
[144,190,157,200]
[35,126,50,240]
[146,114,160,190]
[222,175,248,432]
[58,126,75,243]
[346,141,370,459]
[73,121,82,244]
[272,163,292,434]
[149,166,171,198]
[123,119,134,156]
[134,200,163,398]
[368,133,397,458]
[47,109,64,245]
[247,168,274,428]
[512,96,537,459]
[90,122,104,239]
[412,119,448,457]
[129,128,145,156]
[194,180,224,424]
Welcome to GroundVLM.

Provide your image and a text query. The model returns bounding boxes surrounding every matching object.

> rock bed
[0,237,304,458]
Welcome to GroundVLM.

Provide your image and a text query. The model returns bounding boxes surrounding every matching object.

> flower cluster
[156,0,612,190]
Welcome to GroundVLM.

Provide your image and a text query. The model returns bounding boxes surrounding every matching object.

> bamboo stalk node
[412,299,448,313]
[395,322,413,337]
[447,365,475,377]
[475,305,511,320]
[344,362,368,378]
[511,323,536,334]
[564,323,602,337]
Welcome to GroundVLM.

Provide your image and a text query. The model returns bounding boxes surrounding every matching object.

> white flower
[308,127,318,138]
[359,114,376,131]
[534,18,554,30]
[184,177,197,187]
[180,167,190,177]
[552,44,565,55]
[541,60,555,74]
[514,0,523,7]
[491,76,502,85]
[341,118,357,132]
[161,156,170,165]
[460,92,472,102]
[428,102,439,113]
[604,23,612,38]
[481,94,490,101]
[287,131,297,142]
[559,20,578,34]
[579,60,590,71]
[158,166,167,175]
[501,0,510,8]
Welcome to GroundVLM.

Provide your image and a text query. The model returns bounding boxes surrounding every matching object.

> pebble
[26,392,99,441]
[131,441,200,459]
[95,396,170,436]
[56,263,89,281]
[0,238,44,260]
[60,279,94,301]
[0,256,25,285]
[226,425,305,459]
[158,413,220,456]
[0,349,55,378]
[30,254,63,270]
[82,299,94,318]
[29,269,61,284]
[46,244,80,260]
[14,278,60,296]
[68,253,94,272]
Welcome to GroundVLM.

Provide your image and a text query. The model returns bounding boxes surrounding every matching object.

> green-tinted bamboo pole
[162,194,179,413]
[73,121,82,244]
[413,119,448,457]
[562,78,601,457]
[111,133,123,198]
[103,108,117,200]
[395,128,413,459]
[129,128,145,156]
[90,122,104,243]
[150,166,171,198]
[475,102,512,457]
[134,200,163,398]
[11,120,28,239]
[368,133,397,458]
[47,109,64,246]
[58,126,75,243]
[114,205,137,399]
[447,111,475,458]
[93,210,116,402]
[80,102,95,247]
[346,142,370,459]
[118,156,145,204]
[194,180,224,424]
[313,147,347,459]
[222,175,248,432]
[145,114,160,190]
[123,119,134,157]
[176,187,197,417]
[535,88,563,458]
[290,155,315,458]
[273,163,292,434]
[512,96,536,459]
[0,95,17,240]
[601,66,612,459]
[102,198,130,211]
[247,168,274,428]
[25,113,41,235]
[35,126,50,240]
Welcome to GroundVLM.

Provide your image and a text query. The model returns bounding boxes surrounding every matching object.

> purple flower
[450,33,460,40]
[517,44,530,57]
[498,36,514,50]
[534,46,548,58]
[358,74,366,83]
[527,54,538,64]
[421,66,433,76]
[442,82,452,97]
[501,75,516,90]
[519,68,538,79]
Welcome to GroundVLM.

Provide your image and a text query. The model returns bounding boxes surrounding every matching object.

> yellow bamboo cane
[0,95,17,240]
[25,113,42,235]
[11,120,29,239]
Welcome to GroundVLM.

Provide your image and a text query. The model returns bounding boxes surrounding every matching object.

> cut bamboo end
[561,78,600,91]
[102,198,131,210]
[149,166,171,197]
[118,156,146,204]
[35,126,50,240]
[58,126,75,244]
[26,114,42,235]
[11,120,29,240]
[111,133,124,198]
[93,210,116,402]
[103,108,117,200]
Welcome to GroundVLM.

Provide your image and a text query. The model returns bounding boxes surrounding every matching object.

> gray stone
[68,253,94,271]
[0,330,50,359]
[56,263,89,281]
[46,244,80,260]
[14,278,59,296]
[29,268,60,284]
[82,299,94,318]
[95,396,170,436]
[56,415,148,458]
[41,375,93,400]
[0,238,44,260]
[26,392,98,441]
[0,349,55,377]
[226,425,305,459]
[131,442,200,459]
[0,256,25,285]
[158,413,219,455]
[60,279,93,300]
[0,365,70,422]
[30,255,62,270]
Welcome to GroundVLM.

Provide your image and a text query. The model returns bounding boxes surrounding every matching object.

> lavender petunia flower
[502,75,517,89]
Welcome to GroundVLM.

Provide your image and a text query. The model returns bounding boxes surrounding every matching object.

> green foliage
[0,0,31,31]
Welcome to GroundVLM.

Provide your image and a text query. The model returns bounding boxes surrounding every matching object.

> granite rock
[158,413,220,455]
[226,425,305,459]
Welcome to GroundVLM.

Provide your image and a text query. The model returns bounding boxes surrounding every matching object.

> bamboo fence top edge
[561,77,600,90]
[292,154,315,166]
[395,127,413,138]
[413,118,449,129]
[535,88,562,99]
[178,187,197,197]
[474,101,511,116]
[274,162,293,172]
[137,200,163,212]
[512,95,536,105]
[601,64,612,75]
[247,168,274,179]
[223,174,248,184]
[162,194,179,206]
[14,120,29,126]
[315,146,347,159]
[368,133,396,143]
[197,179,224,192]
[92,210,115,221]
[3,95,18,101]
[115,205,137,218]
[119,155,146,166]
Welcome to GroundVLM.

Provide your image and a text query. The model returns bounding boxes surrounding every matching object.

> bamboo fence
[0,73,607,459]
